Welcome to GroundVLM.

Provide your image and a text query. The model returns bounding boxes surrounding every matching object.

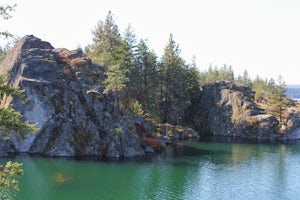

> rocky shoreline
[1,35,300,158]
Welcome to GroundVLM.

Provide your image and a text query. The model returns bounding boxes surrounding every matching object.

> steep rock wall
[187,81,280,139]
[0,35,144,157]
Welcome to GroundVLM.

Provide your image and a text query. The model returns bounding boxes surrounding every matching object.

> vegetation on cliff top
[85,11,292,128]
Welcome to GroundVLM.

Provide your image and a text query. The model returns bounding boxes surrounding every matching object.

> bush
[141,137,163,150]
[0,161,23,199]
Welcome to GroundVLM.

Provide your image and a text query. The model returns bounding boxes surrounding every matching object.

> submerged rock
[52,172,73,185]
[0,35,144,157]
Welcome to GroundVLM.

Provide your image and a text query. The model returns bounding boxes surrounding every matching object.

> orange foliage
[58,51,70,64]
[69,58,88,69]
[141,137,163,150]
[135,123,145,139]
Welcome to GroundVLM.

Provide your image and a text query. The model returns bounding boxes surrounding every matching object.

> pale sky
[2,0,300,84]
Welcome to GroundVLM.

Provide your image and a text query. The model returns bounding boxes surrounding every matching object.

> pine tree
[86,11,124,68]
[103,64,129,113]
[186,56,200,97]
[0,77,37,199]
[121,24,138,109]
[159,34,190,124]
[131,39,159,117]
[0,4,15,38]
[0,5,37,198]
[252,75,268,102]
[242,70,251,86]
[87,11,133,111]
[267,76,289,125]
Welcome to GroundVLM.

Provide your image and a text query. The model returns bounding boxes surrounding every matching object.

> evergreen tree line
[85,11,290,126]
[85,11,200,125]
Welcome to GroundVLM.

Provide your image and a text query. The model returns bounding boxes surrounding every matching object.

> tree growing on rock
[86,11,133,112]
[159,34,190,124]
[267,76,290,125]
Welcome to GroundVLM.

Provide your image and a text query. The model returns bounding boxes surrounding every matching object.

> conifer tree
[252,75,268,102]
[159,34,190,124]
[121,24,138,109]
[130,39,158,117]
[237,69,251,86]
[103,64,129,113]
[87,11,132,111]
[86,11,124,68]
[0,76,37,200]
[267,76,289,125]
[0,4,15,38]
[186,56,200,97]
[0,5,37,198]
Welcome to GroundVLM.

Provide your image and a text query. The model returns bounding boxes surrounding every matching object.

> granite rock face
[0,35,144,157]
[187,81,280,139]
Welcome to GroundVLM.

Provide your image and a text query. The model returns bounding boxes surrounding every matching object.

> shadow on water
[159,135,300,167]
[2,135,300,168]
[2,135,300,200]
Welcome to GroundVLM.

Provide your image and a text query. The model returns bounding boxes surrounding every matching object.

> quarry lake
[2,138,300,200]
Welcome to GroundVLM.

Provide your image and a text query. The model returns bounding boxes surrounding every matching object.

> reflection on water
[1,138,300,200]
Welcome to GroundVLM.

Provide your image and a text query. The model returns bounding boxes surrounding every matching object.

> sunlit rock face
[187,81,280,139]
[283,107,300,140]
[0,35,144,157]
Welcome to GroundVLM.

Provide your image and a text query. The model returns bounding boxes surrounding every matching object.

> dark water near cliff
[1,138,300,200]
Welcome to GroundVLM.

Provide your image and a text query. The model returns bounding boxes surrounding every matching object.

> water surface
[1,138,300,200]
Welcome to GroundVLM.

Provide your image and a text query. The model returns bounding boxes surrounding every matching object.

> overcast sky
[2,0,300,84]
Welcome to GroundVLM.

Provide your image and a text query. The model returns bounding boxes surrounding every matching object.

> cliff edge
[188,81,300,140]
[0,35,145,157]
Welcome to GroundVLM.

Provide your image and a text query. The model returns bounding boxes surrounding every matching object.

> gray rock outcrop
[0,35,145,157]
[283,107,300,139]
[187,81,280,139]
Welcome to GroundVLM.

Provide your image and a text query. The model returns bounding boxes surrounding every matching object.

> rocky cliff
[0,35,145,157]
[1,36,299,157]
[187,81,281,139]
[186,81,300,140]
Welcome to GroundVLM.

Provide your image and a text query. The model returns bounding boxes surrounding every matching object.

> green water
[2,139,300,200]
